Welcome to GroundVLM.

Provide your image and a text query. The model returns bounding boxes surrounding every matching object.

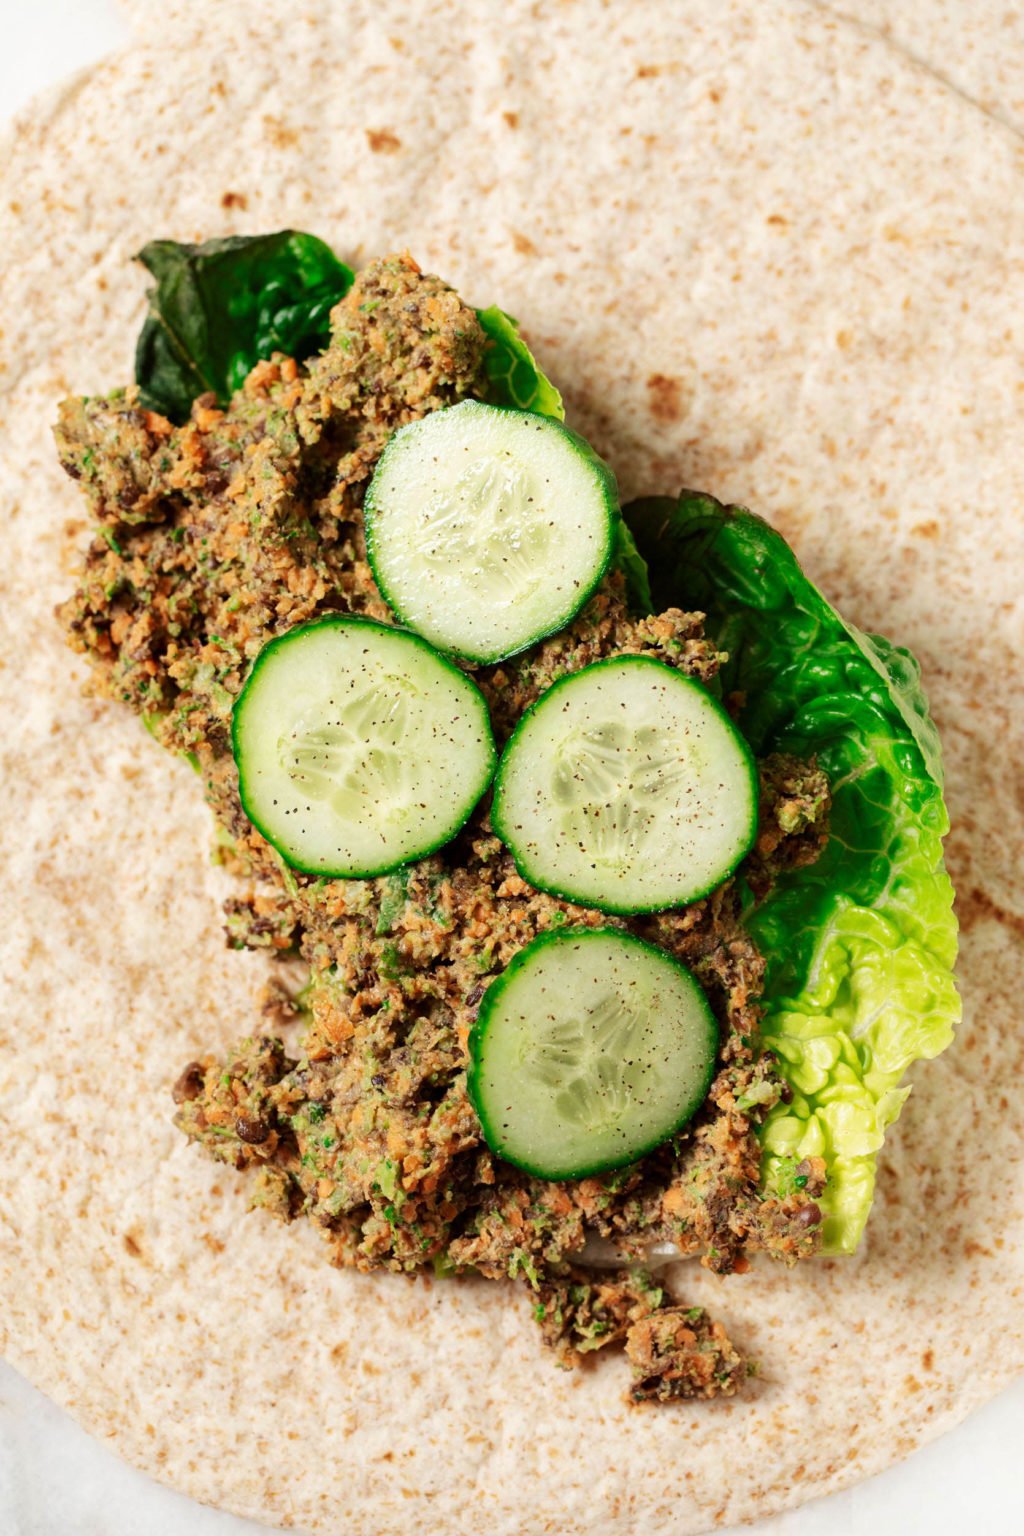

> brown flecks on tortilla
[912,519,940,538]
[957,885,1024,937]
[511,229,538,256]
[502,110,519,128]
[366,128,402,154]
[646,372,686,423]
[220,190,248,210]
[262,114,298,149]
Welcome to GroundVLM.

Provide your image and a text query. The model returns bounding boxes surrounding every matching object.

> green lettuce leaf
[134,248,555,425]
[625,491,960,1253]
[134,232,355,422]
[476,306,566,418]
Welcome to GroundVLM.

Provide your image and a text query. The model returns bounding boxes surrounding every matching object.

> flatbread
[1,2,1022,1531]
[818,0,1024,136]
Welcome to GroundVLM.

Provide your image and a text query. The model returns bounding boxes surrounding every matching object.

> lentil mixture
[57,254,830,1402]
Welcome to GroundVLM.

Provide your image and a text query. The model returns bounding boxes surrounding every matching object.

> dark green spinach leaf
[134,232,354,422]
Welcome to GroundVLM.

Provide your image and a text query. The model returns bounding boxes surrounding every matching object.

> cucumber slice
[468,928,718,1179]
[232,616,496,876]
[364,399,616,664]
[492,657,757,914]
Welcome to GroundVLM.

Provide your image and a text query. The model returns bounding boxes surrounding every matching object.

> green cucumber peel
[475,306,650,616]
[491,655,758,915]
[231,614,496,879]
[364,400,618,665]
[467,927,718,1181]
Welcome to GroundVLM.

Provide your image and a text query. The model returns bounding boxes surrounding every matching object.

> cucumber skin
[466,926,719,1181]
[491,654,760,917]
[363,401,620,666]
[231,613,497,879]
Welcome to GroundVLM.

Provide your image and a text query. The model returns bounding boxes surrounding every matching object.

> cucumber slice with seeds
[364,399,616,664]
[492,656,758,914]
[468,928,718,1179]
[232,616,496,877]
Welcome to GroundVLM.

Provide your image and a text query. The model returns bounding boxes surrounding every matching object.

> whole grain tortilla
[817,0,1024,137]
[1,2,1022,1531]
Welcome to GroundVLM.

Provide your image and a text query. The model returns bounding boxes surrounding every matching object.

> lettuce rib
[626,492,960,1252]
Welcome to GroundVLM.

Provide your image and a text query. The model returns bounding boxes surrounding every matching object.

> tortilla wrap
[817,1,1024,136]
[1,1,1021,1531]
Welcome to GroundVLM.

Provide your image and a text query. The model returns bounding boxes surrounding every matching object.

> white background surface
[1,3,1022,1533]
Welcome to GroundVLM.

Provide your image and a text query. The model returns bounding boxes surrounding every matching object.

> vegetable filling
[57,247,840,1402]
